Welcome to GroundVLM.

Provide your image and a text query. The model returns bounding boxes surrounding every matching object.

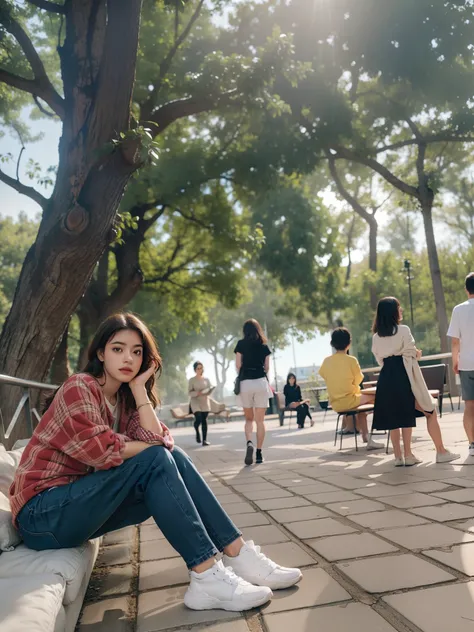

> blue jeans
[16,445,240,568]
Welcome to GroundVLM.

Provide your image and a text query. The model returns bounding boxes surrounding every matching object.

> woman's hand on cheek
[130,361,158,394]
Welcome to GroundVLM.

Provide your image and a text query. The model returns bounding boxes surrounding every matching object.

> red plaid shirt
[9,373,173,525]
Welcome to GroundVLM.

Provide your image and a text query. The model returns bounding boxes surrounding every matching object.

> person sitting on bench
[319,327,383,450]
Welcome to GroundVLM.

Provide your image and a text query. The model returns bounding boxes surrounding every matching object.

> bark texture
[0,0,144,446]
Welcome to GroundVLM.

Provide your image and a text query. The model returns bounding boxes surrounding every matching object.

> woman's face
[398,304,404,322]
[289,376,296,386]
[98,328,144,383]
[195,364,204,376]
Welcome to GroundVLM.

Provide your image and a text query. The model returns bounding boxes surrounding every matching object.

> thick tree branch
[145,247,206,284]
[147,90,239,136]
[141,0,206,120]
[329,146,419,199]
[173,205,212,230]
[33,95,55,117]
[0,13,65,118]
[0,166,47,208]
[375,133,474,154]
[142,206,167,231]
[87,0,142,148]
[27,0,65,14]
[327,153,374,224]
[416,142,427,186]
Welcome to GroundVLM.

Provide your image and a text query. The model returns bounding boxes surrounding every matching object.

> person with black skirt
[372,297,459,466]
[283,373,313,429]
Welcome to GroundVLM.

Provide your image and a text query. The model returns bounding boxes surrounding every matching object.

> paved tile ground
[77,405,474,632]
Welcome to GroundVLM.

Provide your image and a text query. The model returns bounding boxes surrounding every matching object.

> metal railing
[361,352,452,374]
[0,374,58,440]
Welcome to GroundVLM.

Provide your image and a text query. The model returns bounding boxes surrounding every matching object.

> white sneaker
[436,451,460,464]
[393,457,404,467]
[469,443,474,457]
[366,439,384,451]
[405,454,422,466]
[184,560,272,612]
[223,540,302,590]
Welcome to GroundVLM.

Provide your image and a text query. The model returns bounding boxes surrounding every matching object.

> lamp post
[404,259,415,330]
[291,330,297,373]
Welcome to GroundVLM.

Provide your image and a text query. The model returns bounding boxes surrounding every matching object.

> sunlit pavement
[78,405,474,632]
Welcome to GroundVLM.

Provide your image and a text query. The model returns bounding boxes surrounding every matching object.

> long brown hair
[243,318,267,344]
[44,313,162,413]
[372,297,401,337]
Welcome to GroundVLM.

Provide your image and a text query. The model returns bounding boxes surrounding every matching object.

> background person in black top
[283,373,313,429]
[234,319,272,465]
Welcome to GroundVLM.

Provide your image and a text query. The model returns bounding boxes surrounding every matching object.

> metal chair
[319,399,331,423]
[420,364,453,417]
[334,404,374,451]
[275,392,296,427]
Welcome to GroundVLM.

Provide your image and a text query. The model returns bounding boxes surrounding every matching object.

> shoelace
[250,544,277,571]
[215,562,244,586]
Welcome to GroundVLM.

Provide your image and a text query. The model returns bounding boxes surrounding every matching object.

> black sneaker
[202,440,210,446]
[256,449,263,464]
[195,430,201,443]
[245,442,254,466]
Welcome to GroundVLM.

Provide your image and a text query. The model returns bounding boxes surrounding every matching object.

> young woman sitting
[283,373,313,429]
[9,313,302,612]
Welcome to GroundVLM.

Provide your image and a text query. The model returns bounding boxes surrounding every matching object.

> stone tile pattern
[77,408,474,632]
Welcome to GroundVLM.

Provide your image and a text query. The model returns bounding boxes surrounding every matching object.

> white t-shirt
[105,395,121,432]
[447,298,474,371]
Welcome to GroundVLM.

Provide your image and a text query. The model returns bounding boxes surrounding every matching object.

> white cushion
[0,444,24,495]
[0,573,65,632]
[12,438,30,450]
[0,540,98,605]
[0,491,21,551]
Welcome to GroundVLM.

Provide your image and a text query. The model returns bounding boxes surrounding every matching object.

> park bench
[0,439,100,632]
[0,374,100,632]
[170,400,230,425]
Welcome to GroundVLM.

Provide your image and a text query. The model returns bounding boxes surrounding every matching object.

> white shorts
[240,378,272,409]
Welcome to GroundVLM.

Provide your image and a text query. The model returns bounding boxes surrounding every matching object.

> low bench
[170,405,230,425]
[0,441,100,632]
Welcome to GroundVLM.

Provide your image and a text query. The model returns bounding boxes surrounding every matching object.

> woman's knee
[139,444,175,470]
[170,445,194,469]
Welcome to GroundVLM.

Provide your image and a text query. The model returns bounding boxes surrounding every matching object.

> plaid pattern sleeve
[125,411,174,450]
[9,373,128,525]
[47,375,126,470]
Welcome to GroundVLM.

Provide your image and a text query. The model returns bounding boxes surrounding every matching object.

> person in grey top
[188,361,214,446]
[448,272,474,457]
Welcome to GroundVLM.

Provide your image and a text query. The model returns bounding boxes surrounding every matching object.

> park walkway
[77,406,474,632]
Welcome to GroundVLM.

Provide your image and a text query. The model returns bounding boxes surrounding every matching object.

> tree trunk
[420,202,449,353]
[368,217,378,310]
[210,350,224,400]
[344,215,355,286]
[0,0,144,447]
[50,323,72,385]
[77,307,101,371]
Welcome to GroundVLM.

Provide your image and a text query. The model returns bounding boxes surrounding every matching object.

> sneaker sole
[184,590,272,611]
[262,572,303,590]
[436,454,460,463]
[245,445,254,466]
